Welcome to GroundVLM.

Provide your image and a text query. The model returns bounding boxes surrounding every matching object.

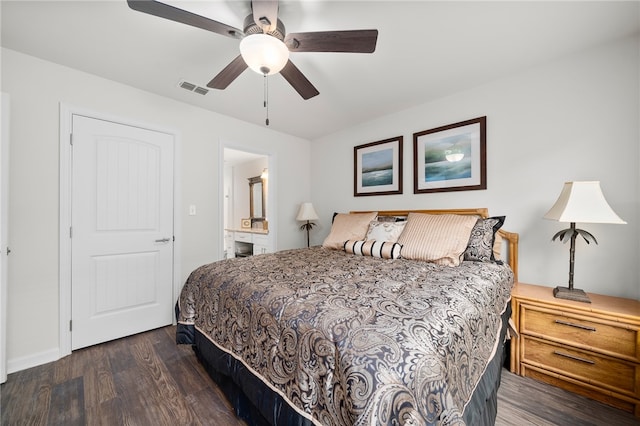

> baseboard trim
[7,348,60,374]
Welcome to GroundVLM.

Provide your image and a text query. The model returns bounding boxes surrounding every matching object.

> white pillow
[365,220,406,243]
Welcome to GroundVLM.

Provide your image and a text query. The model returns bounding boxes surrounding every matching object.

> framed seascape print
[413,116,486,194]
[354,136,403,196]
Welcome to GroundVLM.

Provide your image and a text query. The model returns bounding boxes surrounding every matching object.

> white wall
[311,35,639,300]
[1,48,312,368]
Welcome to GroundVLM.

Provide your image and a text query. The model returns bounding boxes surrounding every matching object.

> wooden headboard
[351,208,519,281]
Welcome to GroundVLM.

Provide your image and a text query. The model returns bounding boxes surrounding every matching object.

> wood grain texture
[285,30,378,53]
[280,60,319,100]
[2,326,638,425]
[496,369,639,426]
[207,55,248,90]
[511,282,640,417]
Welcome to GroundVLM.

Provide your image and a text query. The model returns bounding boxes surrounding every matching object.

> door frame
[1,93,10,383]
[59,104,181,357]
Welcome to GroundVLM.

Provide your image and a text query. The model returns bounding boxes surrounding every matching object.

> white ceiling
[2,1,638,140]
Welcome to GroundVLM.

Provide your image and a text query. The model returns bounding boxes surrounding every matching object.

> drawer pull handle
[554,319,596,332]
[553,350,595,365]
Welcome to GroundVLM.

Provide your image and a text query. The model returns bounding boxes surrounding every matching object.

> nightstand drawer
[521,304,639,361]
[522,336,639,396]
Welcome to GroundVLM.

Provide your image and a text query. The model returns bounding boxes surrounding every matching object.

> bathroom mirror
[249,176,265,219]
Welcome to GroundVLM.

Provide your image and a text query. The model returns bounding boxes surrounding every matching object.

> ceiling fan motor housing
[243,14,286,41]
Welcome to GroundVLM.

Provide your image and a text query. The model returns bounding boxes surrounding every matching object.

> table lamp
[543,181,626,303]
[296,202,319,247]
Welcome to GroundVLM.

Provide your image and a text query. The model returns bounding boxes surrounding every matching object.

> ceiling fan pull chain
[264,74,270,126]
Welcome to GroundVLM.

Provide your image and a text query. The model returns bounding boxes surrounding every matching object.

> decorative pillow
[365,220,406,243]
[375,215,406,222]
[322,212,378,250]
[344,240,402,259]
[464,216,506,263]
[493,231,503,260]
[396,213,478,266]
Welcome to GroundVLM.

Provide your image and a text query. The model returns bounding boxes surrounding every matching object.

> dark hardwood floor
[1,326,638,426]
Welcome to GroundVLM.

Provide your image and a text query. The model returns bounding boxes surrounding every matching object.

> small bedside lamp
[296,202,319,247]
[544,181,626,303]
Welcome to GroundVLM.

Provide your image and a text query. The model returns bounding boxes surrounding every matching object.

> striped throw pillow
[343,240,402,259]
[396,213,477,266]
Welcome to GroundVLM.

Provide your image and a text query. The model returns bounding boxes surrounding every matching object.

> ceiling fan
[127,0,379,100]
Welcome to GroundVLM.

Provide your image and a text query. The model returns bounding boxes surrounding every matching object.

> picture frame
[354,136,403,196]
[413,116,486,194]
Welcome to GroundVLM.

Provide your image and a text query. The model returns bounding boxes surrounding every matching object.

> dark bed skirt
[176,302,512,426]
[193,330,312,426]
[463,302,511,425]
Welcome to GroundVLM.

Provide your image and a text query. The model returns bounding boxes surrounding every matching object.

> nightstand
[510,282,640,417]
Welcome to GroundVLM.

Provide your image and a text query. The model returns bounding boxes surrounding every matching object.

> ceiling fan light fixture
[240,34,290,75]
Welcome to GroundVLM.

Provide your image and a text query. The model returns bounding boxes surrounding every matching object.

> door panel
[71,115,173,350]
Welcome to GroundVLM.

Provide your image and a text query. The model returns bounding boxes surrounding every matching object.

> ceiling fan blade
[127,0,243,39]
[251,0,279,33]
[280,60,319,100]
[285,29,378,53]
[207,56,248,89]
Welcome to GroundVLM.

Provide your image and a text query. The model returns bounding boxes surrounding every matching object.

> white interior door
[71,115,174,350]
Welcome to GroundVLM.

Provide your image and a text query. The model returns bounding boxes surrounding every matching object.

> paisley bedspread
[177,247,514,425]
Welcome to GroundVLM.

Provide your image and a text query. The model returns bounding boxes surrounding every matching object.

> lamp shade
[296,202,319,221]
[240,34,290,76]
[543,181,626,224]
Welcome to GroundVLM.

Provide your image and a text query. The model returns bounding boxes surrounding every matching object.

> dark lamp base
[553,286,591,303]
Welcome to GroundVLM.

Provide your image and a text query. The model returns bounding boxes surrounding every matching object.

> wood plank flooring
[1,326,638,426]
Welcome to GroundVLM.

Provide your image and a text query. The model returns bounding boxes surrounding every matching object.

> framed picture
[354,136,403,196]
[413,116,486,194]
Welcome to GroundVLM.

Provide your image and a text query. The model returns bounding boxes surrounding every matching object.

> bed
[176,208,519,425]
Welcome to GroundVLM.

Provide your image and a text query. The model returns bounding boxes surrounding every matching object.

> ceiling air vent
[178,80,209,95]
[193,86,209,96]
